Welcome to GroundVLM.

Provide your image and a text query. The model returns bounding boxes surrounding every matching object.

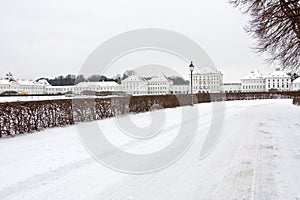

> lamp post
[189,61,194,106]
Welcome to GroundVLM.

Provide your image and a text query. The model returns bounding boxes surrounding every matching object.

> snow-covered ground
[0,95,69,102]
[0,95,122,102]
[0,99,299,199]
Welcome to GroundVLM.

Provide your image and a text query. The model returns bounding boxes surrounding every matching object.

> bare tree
[230,0,300,71]
[121,69,137,80]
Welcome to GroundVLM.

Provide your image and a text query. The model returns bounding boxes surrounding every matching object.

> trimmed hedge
[293,96,300,106]
[0,91,299,137]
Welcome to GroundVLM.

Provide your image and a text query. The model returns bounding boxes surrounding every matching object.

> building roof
[293,77,300,83]
[122,74,146,82]
[18,80,41,86]
[75,81,120,87]
[242,70,263,80]
[46,85,74,88]
[0,79,12,85]
[37,79,51,86]
[173,83,189,86]
[265,69,290,78]
[194,67,220,74]
[171,84,189,87]
[0,78,49,86]
[148,73,173,83]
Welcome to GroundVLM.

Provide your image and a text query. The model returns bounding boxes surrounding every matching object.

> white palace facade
[222,83,242,93]
[0,73,48,94]
[0,73,122,95]
[121,74,148,95]
[238,68,292,92]
[0,72,190,95]
[291,77,300,91]
[0,68,299,96]
[241,70,265,92]
[264,69,291,91]
[192,68,223,93]
[121,73,189,95]
[147,73,173,95]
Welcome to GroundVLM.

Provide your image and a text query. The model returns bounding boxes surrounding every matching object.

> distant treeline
[37,74,121,86]
[288,73,300,81]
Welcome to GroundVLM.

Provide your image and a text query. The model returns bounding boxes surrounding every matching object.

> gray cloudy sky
[0,0,274,82]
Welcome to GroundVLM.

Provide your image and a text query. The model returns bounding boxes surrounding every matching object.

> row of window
[193,78,220,82]
[0,86,44,90]
[267,79,290,82]
[124,82,145,85]
[243,85,264,89]
[148,91,168,94]
[172,86,189,90]
[124,82,169,86]
[193,75,221,80]
[46,87,118,92]
[149,83,168,86]
[267,84,289,88]
[194,86,220,90]
[149,87,168,90]
[194,81,220,85]
[242,80,264,84]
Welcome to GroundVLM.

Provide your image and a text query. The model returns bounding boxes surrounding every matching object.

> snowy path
[0,99,299,200]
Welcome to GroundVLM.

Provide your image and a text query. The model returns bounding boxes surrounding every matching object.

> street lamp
[189,61,194,106]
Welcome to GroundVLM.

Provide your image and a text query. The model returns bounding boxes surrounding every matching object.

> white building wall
[241,71,265,92]
[148,73,173,95]
[222,83,242,93]
[264,69,291,91]
[170,85,189,94]
[46,86,74,94]
[46,81,122,94]
[0,77,47,95]
[241,79,265,92]
[291,78,300,91]
[192,71,223,93]
[265,78,291,91]
[121,75,148,95]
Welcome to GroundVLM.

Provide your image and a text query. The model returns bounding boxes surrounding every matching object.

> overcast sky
[0,0,275,82]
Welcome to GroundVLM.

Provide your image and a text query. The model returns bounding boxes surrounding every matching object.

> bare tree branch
[229,0,300,71]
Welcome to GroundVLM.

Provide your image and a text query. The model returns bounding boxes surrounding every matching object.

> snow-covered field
[0,95,70,102]
[0,99,299,200]
[0,95,117,102]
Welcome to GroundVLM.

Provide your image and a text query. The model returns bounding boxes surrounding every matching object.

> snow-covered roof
[122,74,146,82]
[171,84,189,87]
[265,69,290,78]
[293,77,300,83]
[75,81,120,87]
[46,85,74,88]
[0,78,48,86]
[18,80,41,86]
[194,67,219,74]
[242,70,263,80]
[148,73,172,83]
[37,79,51,86]
[0,79,12,85]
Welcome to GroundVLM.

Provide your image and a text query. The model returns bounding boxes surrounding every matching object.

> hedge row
[293,96,300,106]
[0,91,299,137]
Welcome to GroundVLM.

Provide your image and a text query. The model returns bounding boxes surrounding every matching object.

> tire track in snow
[216,107,278,200]
[0,158,94,200]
